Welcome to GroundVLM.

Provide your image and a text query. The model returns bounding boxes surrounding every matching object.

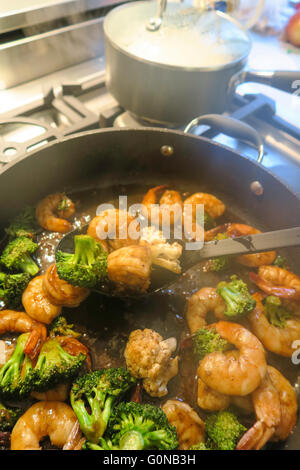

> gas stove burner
[0,118,60,165]
[0,87,100,164]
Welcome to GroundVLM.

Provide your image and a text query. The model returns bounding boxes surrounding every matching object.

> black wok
[0,128,299,450]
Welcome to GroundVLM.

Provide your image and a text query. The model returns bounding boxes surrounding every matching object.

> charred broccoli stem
[263,296,292,328]
[216,275,256,319]
[205,410,246,450]
[31,338,86,392]
[0,272,31,309]
[192,327,232,360]
[0,237,39,276]
[96,402,178,450]
[0,333,34,399]
[5,206,37,240]
[48,315,81,338]
[0,402,21,431]
[70,368,136,444]
[56,234,108,288]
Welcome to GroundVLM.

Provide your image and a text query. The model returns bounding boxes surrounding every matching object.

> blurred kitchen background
[0,0,299,191]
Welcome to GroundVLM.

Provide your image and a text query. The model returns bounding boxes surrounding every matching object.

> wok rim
[0,126,299,204]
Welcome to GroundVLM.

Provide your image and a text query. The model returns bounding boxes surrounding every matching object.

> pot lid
[104,1,251,70]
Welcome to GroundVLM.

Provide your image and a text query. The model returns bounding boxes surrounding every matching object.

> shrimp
[186,288,226,334]
[87,209,139,251]
[184,193,226,220]
[142,185,183,226]
[0,310,47,360]
[182,192,225,241]
[250,266,300,300]
[0,340,14,367]
[36,193,75,233]
[107,245,152,293]
[31,383,70,402]
[236,366,297,450]
[197,374,230,411]
[248,293,300,357]
[162,400,205,450]
[22,275,62,325]
[10,401,81,450]
[198,321,267,396]
[43,264,90,309]
[205,223,276,267]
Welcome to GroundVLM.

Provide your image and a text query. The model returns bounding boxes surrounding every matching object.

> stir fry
[0,187,298,451]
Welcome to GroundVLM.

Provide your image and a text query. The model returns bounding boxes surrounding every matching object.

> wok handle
[184,114,264,163]
[229,70,300,95]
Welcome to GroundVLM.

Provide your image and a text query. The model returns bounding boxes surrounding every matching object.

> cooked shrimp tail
[36,193,75,233]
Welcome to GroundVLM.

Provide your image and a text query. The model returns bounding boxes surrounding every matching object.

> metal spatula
[55,226,300,297]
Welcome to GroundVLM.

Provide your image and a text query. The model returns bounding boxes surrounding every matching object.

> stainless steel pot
[104,1,299,125]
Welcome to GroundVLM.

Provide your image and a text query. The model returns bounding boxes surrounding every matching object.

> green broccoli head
[273,255,288,270]
[56,234,108,288]
[5,206,37,240]
[196,212,216,231]
[192,327,232,360]
[0,333,34,399]
[101,402,178,450]
[0,272,31,309]
[204,257,230,273]
[189,441,211,450]
[205,411,246,450]
[0,402,21,432]
[204,233,230,272]
[216,275,256,319]
[0,237,39,276]
[32,338,86,392]
[70,368,137,444]
[263,296,292,328]
[48,315,81,338]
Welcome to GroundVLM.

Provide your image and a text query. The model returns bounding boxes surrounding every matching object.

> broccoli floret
[205,411,246,450]
[0,402,21,431]
[31,338,86,392]
[273,255,288,269]
[5,206,37,240]
[70,368,136,443]
[0,271,31,309]
[0,333,34,399]
[0,237,39,276]
[56,234,108,288]
[192,327,232,360]
[190,441,211,450]
[57,196,72,213]
[263,296,292,328]
[204,257,230,273]
[196,212,216,231]
[98,402,178,450]
[216,275,256,319]
[204,233,230,272]
[48,315,81,338]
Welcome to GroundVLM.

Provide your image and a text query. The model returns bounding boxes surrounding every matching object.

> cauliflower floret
[140,227,182,274]
[162,400,205,450]
[107,245,152,293]
[124,328,178,397]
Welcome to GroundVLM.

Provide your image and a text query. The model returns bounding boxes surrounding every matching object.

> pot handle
[229,70,300,95]
[184,114,264,163]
